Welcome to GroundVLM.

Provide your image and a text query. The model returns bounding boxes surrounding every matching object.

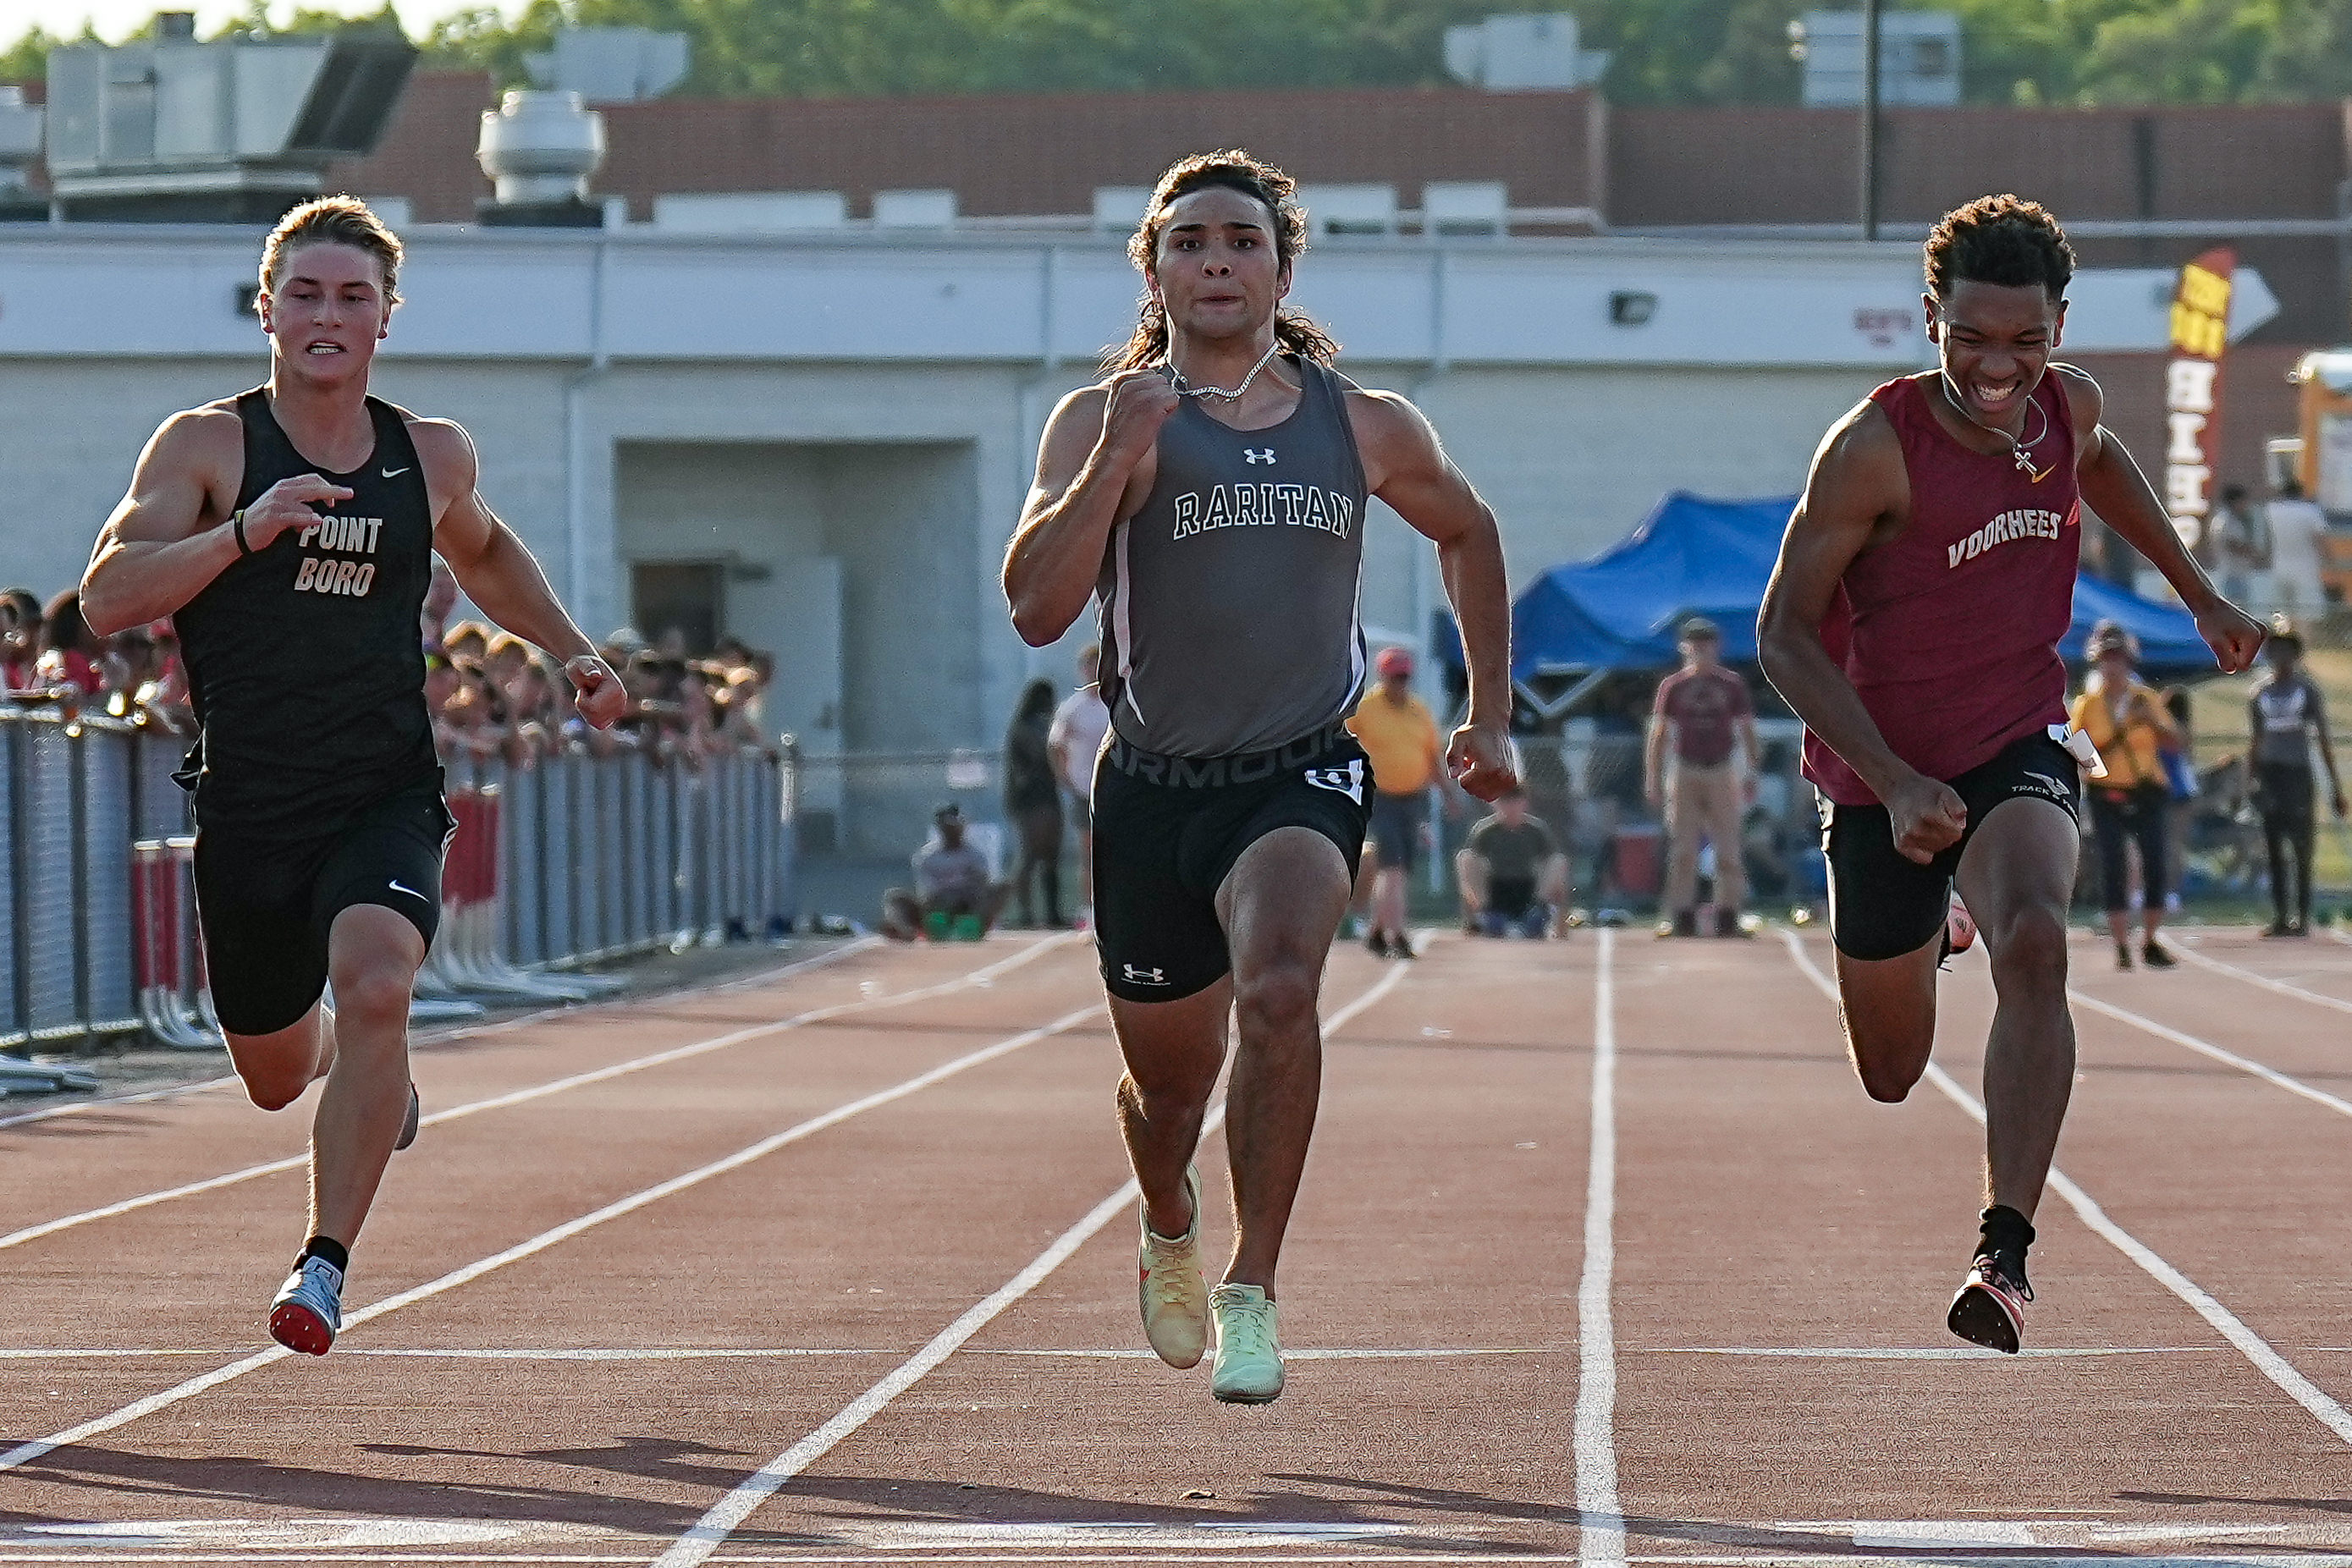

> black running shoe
[1364,928,1390,960]
[394,1082,421,1152]
[2141,940,2176,970]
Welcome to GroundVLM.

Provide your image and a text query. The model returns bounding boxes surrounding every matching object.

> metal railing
[0,708,796,1054]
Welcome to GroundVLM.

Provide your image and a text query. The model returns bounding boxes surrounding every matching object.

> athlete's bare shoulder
[1339,383,1443,485]
[2046,361,2104,435]
[148,399,245,469]
[400,413,482,516]
[1809,389,1905,487]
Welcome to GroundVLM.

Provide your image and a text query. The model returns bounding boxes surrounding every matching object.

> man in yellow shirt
[1347,646,1444,957]
[2067,622,2182,969]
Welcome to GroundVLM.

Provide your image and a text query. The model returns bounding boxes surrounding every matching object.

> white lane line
[0,938,886,1136]
[2158,938,2352,1018]
[2068,988,2352,1121]
[1576,928,1623,1568]
[0,1343,1552,1363]
[1780,930,2352,1448]
[0,935,1076,1254]
[653,963,1414,1568]
[0,999,1105,1476]
[1643,1345,2209,1359]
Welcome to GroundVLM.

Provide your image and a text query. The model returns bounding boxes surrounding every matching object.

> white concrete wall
[2,224,2090,751]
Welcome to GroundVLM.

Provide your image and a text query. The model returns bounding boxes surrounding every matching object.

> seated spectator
[1457,784,1568,938]
[882,803,1007,941]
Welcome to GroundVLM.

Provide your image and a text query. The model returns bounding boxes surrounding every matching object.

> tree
[6,0,2352,107]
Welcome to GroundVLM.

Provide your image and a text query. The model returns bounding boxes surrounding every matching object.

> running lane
[682,934,1603,1560]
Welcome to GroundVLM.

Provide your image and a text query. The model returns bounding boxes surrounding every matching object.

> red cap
[1375,646,1413,679]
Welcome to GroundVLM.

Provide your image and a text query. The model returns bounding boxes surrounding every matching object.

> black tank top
[174,388,439,827]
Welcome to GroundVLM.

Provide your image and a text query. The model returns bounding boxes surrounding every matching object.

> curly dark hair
[1105,149,1341,372]
[1924,195,2075,300]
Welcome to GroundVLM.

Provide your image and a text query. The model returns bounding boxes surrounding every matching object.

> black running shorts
[192,781,454,1036]
[1091,723,1374,1003]
[1820,731,2079,962]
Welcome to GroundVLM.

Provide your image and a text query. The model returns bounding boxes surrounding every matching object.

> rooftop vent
[1793,10,1962,108]
[476,89,605,228]
[1444,14,1610,91]
[44,25,415,222]
[0,85,43,219]
[525,26,689,103]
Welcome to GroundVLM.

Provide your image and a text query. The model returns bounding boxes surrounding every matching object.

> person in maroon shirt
[1645,616,1760,936]
[1758,196,2263,1353]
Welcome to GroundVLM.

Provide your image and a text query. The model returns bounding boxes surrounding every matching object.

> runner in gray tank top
[1098,352,1368,756]
[1004,151,1517,1406]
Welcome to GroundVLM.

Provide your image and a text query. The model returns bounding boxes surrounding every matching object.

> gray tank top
[1096,355,1369,757]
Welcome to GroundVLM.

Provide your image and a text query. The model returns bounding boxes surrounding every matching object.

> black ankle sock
[1975,1205,2034,1261]
[300,1236,349,1274]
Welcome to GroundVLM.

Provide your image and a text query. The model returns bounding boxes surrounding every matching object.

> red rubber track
[3,927,2351,1564]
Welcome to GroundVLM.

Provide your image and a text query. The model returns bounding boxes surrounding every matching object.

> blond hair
[257,195,404,310]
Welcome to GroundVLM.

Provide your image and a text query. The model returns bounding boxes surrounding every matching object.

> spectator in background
[2159,685,2195,916]
[1347,645,1444,960]
[2210,483,2268,608]
[421,558,458,653]
[2069,622,2180,969]
[38,589,102,696]
[1456,784,1567,938]
[2248,619,2346,937]
[1049,643,1111,927]
[1002,677,1067,927]
[2,587,44,693]
[1647,616,1759,938]
[2266,477,2328,619]
[882,803,1007,941]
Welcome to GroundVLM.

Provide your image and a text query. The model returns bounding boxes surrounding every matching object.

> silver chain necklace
[1164,339,1281,402]
[1939,371,2054,482]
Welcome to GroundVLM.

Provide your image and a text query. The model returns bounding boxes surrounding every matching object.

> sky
[0,0,508,42]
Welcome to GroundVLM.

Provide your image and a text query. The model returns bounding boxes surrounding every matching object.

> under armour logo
[1242,448,1276,465]
[1122,964,1170,986]
[1303,758,1366,805]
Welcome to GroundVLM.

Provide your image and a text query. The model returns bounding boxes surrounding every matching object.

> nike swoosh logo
[388,879,426,900]
[381,466,410,479]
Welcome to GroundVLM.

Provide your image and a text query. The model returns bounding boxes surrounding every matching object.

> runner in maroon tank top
[1758,196,2263,1352]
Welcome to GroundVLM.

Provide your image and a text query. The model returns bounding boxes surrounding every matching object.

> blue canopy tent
[1435,492,2212,712]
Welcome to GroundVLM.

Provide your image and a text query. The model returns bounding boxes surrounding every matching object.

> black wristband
[232,510,252,557]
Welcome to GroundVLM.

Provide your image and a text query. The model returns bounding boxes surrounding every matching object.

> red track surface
[5,925,2352,1565]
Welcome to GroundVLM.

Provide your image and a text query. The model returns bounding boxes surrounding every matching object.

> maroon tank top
[1804,372,2082,806]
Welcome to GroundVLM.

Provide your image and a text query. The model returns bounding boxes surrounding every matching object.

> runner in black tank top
[80,197,625,1357]
[176,389,440,829]
[1005,154,1518,1406]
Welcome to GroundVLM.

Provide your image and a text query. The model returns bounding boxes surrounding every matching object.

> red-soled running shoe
[268,1256,344,1356]
[1947,1249,2033,1354]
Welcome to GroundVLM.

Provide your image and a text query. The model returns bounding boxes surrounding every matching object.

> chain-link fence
[0,708,796,1054]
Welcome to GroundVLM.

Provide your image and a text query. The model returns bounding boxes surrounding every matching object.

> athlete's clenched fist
[1097,367,1183,465]
[565,654,627,729]
[236,473,354,553]
[1446,718,1519,802]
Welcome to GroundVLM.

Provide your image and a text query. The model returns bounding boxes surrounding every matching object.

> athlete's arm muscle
[82,409,245,635]
[416,420,623,727]
[1004,373,1175,646]
[1348,389,1517,801]
[2058,365,2262,674]
[1758,404,1966,863]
